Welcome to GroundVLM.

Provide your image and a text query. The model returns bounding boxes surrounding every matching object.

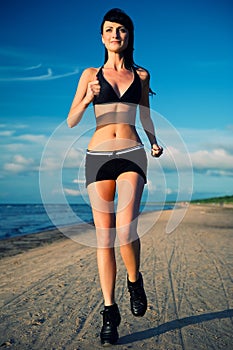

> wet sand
[0,205,233,349]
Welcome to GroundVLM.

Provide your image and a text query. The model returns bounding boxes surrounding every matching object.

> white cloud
[14,154,33,165]
[23,64,42,71]
[17,134,47,144]
[3,163,26,173]
[148,146,191,175]
[14,154,30,165]
[206,170,233,177]
[4,143,25,151]
[0,48,80,82]
[0,130,15,136]
[0,123,28,130]
[177,127,233,153]
[3,154,34,173]
[165,188,174,195]
[64,188,81,196]
[14,124,29,129]
[39,157,60,171]
[191,149,233,171]
[73,179,86,184]
[154,146,233,175]
[148,125,233,176]
[0,65,79,82]
[63,147,85,168]
[39,145,83,171]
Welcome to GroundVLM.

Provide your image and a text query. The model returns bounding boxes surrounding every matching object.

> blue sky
[0,0,233,204]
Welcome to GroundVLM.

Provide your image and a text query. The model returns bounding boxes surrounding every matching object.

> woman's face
[102,21,129,53]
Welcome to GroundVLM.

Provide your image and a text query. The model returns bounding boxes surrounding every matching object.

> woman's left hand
[151,144,163,157]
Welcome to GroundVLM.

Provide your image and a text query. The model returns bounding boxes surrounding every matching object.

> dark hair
[100,8,155,95]
[100,8,134,70]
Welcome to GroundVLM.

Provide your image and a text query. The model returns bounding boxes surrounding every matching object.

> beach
[0,204,233,349]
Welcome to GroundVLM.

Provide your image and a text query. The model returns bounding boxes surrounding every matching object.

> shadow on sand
[119,308,233,344]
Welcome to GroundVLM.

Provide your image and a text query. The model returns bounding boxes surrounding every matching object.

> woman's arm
[138,68,163,157]
[67,67,100,128]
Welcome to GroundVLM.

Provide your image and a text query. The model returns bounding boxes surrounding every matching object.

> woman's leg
[87,180,117,306]
[116,172,147,317]
[116,172,145,282]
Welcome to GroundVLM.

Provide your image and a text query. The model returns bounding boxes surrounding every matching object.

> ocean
[0,203,173,240]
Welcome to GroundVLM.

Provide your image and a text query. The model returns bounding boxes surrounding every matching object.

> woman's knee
[96,227,116,248]
[116,220,139,245]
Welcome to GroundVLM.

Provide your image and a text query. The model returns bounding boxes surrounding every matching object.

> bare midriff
[88,102,142,151]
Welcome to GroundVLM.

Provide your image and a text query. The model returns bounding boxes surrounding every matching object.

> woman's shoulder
[81,67,101,80]
[134,66,150,82]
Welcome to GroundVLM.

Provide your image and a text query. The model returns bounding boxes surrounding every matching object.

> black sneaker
[127,272,147,317]
[100,303,121,346]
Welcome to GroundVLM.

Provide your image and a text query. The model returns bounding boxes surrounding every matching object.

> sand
[0,204,233,349]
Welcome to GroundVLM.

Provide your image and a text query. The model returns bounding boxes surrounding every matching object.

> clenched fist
[84,78,101,104]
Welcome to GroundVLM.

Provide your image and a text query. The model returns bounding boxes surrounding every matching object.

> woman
[67,8,163,346]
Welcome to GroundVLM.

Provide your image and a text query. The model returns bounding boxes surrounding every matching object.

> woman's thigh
[87,179,117,226]
[116,172,144,243]
[87,180,117,247]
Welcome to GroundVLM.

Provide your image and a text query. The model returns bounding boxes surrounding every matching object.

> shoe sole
[101,336,118,347]
[101,340,118,347]
[132,310,147,317]
[100,330,118,346]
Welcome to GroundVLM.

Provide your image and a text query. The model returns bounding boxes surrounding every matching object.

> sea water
[0,203,173,240]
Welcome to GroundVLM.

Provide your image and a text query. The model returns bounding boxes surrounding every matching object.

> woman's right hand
[84,78,101,104]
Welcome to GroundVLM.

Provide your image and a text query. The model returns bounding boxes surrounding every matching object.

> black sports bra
[93,66,142,105]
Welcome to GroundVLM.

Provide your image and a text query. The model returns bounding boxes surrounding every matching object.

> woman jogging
[67,8,163,346]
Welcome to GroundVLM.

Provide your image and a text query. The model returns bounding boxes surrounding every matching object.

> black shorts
[85,145,147,187]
